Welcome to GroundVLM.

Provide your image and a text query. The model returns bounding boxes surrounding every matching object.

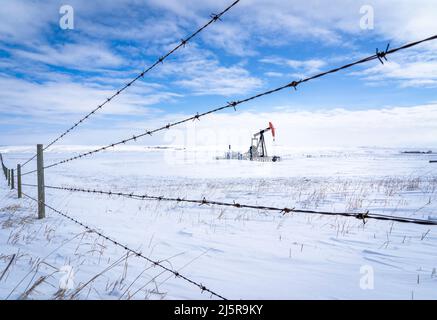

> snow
[0,145,437,300]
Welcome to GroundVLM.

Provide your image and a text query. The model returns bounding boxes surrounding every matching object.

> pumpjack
[247,122,280,162]
[216,122,281,162]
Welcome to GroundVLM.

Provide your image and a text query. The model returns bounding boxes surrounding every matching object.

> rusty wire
[21,34,437,176]
[20,0,242,168]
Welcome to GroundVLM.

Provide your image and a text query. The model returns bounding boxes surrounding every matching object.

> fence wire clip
[181,39,188,47]
[376,43,390,64]
[193,113,200,121]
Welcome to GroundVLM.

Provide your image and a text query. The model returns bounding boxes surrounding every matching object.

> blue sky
[1,0,437,148]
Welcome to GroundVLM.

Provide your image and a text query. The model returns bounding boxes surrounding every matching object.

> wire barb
[281,207,294,215]
[376,43,390,64]
[210,13,222,22]
[288,81,300,91]
[228,101,238,111]
[356,211,369,224]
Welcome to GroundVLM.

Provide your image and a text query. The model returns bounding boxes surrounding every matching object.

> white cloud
[0,0,54,44]
[157,45,263,96]
[200,22,256,57]
[173,62,262,96]
[0,74,180,121]
[1,0,436,148]
[7,102,437,149]
[148,0,437,77]
[264,72,284,78]
[159,103,437,149]
[10,42,125,71]
[260,57,326,75]
[352,48,437,88]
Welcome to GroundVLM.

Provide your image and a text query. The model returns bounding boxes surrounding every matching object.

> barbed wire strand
[21,34,437,176]
[20,0,242,168]
[21,191,227,300]
[21,184,437,226]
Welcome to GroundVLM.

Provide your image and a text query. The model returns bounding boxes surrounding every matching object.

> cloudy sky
[1,0,436,148]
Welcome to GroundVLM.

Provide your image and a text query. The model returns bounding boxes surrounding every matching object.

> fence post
[7,169,10,186]
[11,169,14,190]
[0,154,4,179]
[37,144,45,219]
[17,164,22,198]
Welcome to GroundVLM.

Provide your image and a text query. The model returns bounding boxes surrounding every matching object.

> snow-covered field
[1,145,437,300]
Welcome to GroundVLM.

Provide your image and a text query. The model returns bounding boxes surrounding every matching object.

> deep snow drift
[0,146,436,299]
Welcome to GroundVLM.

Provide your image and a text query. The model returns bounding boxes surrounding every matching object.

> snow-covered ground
[1,145,437,300]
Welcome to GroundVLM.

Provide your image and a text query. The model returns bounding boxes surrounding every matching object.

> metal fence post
[11,169,14,190]
[37,144,45,219]
[17,164,22,198]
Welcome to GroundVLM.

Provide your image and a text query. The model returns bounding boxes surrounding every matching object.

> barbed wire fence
[20,34,437,176]
[20,184,437,226]
[1,0,245,300]
[1,1,436,299]
[20,192,227,300]
[20,0,241,168]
